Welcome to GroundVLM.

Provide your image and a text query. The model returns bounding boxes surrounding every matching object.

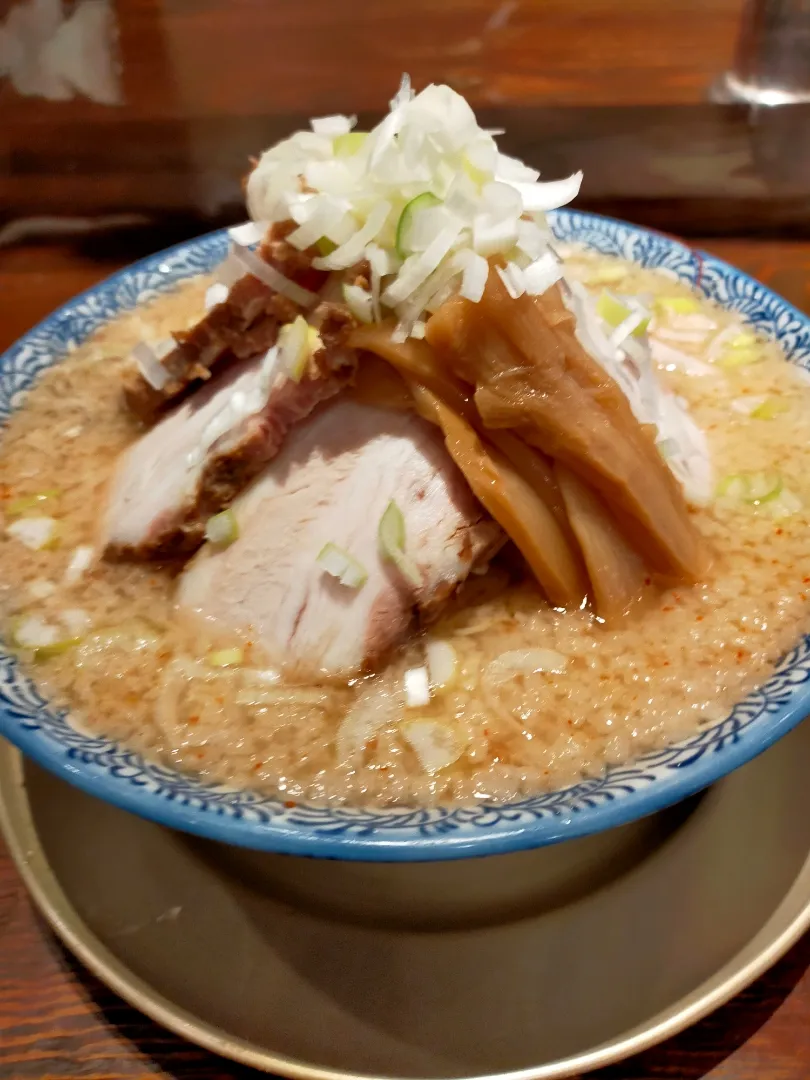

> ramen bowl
[2,210,810,862]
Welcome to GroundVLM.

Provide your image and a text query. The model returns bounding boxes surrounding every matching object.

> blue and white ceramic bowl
[2,211,810,862]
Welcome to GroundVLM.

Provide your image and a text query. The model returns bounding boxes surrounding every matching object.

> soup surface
[2,252,810,806]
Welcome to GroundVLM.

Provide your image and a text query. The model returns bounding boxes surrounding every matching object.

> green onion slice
[378,500,422,588]
[395,192,442,259]
[5,490,60,517]
[654,296,702,315]
[751,397,789,420]
[596,291,650,337]
[717,472,784,505]
[316,543,368,589]
[208,647,244,667]
[204,509,239,547]
[333,132,368,157]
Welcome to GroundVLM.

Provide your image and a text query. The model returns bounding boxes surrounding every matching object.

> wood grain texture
[1,237,810,1077]
[0,0,744,124]
[5,103,810,238]
[2,0,809,236]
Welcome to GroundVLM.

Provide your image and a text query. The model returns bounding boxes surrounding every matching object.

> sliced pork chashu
[177,399,503,678]
[103,344,355,560]
[122,223,326,422]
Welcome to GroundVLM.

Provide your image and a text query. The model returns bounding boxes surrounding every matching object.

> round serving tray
[3,212,810,859]
[3,720,810,1078]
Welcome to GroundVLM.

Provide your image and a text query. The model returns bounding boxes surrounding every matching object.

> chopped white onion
[382,222,465,306]
[231,241,319,308]
[650,338,716,377]
[132,342,169,391]
[404,665,431,708]
[216,249,251,289]
[259,344,282,393]
[496,261,526,299]
[205,282,230,311]
[13,615,61,651]
[228,221,266,246]
[495,152,541,183]
[342,284,374,324]
[313,201,392,271]
[28,579,56,600]
[335,676,399,766]
[391,72,415,108]
[287,194,354,250]
[426,639,457,689]
[64,545,94,585]
[459,250,490,302]
[61,608,91,636]
[402,720,463,774]
[516,219,552,260]
[508,172,583,212]
[7,516,56,551]
[473,213,519,259]
[488,648,569,678]
[310,114,357,137]
[244,79,583,337]
[523,252,563,296]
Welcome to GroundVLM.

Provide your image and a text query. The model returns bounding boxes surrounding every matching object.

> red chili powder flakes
[284,800,297,809]
[696,615,704,622]
[252,762,263,772]
[736,649,748,661]
[775,528,784,536]
[802,593,808,602]
[662,605,674,613]
[803,577,810,584]
[196,751,205,759]
[644,577,652,587]
[187,715,199,725]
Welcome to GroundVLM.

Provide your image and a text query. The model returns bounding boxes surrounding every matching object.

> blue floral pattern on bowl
[2,212,810,861]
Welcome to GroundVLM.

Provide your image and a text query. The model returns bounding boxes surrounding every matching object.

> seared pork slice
[104,345,356,560]
[123,222,325,423]
[177,400,503,678]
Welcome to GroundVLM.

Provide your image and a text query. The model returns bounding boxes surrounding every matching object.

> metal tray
[3,723,810,1079]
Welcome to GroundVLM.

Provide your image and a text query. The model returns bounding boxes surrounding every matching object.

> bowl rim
[2,211,810,862]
